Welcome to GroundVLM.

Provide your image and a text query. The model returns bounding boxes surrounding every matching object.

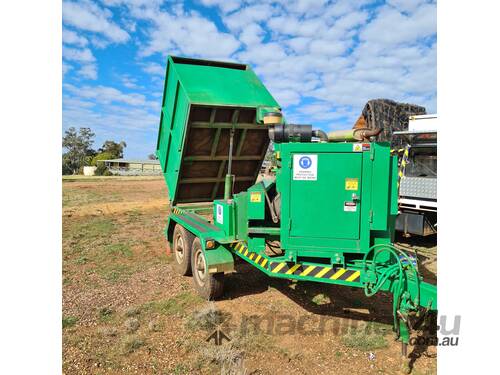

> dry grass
[142,292,204,317]
[341,321,391,351]
[62,177,437,375]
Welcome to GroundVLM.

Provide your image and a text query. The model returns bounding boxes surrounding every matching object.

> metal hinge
[370,147,375,161]
[369,210,373,223]
[288,218,292,230]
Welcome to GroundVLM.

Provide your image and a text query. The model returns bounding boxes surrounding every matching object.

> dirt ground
[62,176,437,375]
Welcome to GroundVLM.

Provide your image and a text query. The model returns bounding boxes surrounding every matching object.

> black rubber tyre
[172,224,195,276]
[191,237,224,300]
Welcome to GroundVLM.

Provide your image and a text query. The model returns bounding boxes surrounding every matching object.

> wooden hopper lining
[175,105,269,203]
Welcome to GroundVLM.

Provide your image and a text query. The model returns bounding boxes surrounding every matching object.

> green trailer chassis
[166,204,436,348]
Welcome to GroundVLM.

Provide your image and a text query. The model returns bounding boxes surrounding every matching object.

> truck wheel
[191,237,224,300]
[172,224,194,276]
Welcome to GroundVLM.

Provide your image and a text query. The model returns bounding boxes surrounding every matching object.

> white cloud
[103,0,163,6]
[237,0,437,123]
[268,15,324,37]
[297,101,358,123]
[79,64,98,80]
[239,23,265,46]
[63,100,158,131]
[285,37,311,54]
[333,10,369,30]
[120,75,141,89]
[63,96,95,109]
[271,89,302,107]
[198,0,242,14]
[320,0,373,19]
[64,83,151,107]
[237,42,287,63]
[62,0,130,43]
[309,39,351,56]
[63,47,96,63]
[62,63,73,76]
[224,4,276,32]
[275,0,330,18]
[359,3,436,46]
[141,62,165,76]
[62,28,88,46]
[139,9,240,58]
[387,0,430,14]
[90,36,111,49]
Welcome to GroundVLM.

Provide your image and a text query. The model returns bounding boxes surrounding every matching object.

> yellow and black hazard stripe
[172,207,183,215]
[229,241,361,283]
[269,261,361,283]
[391,148,405,154]
[229,242,269,269]
[398,145,411,187]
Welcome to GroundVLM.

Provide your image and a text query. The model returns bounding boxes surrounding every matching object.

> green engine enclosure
[274,141,399,265]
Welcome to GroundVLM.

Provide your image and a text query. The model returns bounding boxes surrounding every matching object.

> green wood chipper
[156,56,437,355]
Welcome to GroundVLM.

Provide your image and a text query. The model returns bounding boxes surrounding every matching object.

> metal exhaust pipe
[327,127,382,142]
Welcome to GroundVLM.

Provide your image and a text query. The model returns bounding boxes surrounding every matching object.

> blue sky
[62,0,436,159]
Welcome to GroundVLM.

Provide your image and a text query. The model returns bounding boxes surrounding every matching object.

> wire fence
[108,168,161,176]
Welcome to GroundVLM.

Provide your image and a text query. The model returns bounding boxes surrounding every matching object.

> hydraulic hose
[363,244,422,331]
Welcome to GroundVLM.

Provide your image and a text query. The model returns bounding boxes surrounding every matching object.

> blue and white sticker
[293,154,317,180]
[216,204,223,224]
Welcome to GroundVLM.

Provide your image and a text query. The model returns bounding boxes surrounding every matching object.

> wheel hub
[174,234,185,263]
[195,250,207,284]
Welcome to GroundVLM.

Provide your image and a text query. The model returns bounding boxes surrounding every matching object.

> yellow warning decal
[345,178,358,190]
[268,262,361,283]
[229,241,269,269]
[250,192,262,203]
[228,242,361,284]
[353,143,363,152]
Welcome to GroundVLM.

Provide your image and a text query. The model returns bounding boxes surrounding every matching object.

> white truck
[393,115,437,236]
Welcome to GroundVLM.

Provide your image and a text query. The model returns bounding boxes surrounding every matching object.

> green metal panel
[234,191,248,240]
[173,57,278,107]
[156,56,280,205]
[204,245,235,273]
[213,200,235,238]
[370,143,391,231]
[289,152,362,240]
[247,183,266,220]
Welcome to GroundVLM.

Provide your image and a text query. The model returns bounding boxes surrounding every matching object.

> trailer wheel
[172,224,194,276]
[191,237,224,300]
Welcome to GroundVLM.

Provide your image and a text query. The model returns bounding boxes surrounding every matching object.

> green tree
[91,151,114,166]
[62,127,95,174]
[98,140,127,159]
[94,162,113,176]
